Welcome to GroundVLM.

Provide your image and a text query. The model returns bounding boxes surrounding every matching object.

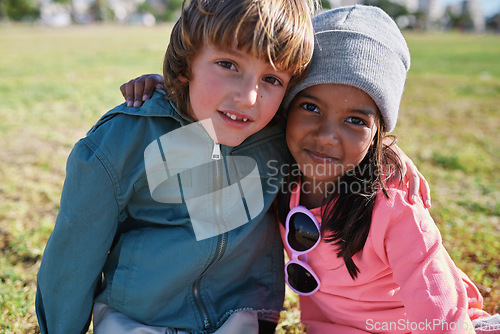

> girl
[276,5,495,334]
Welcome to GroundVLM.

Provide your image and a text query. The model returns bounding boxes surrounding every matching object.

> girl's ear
[179,75,188,83]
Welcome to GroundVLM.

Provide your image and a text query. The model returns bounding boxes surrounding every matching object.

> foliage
[0,26,498,333]
[320,0,331,10]
[445,7,475,31]
[486,13,500,31]
[0,0,39,21]
[136,0,183,22]
[363,0,409,19]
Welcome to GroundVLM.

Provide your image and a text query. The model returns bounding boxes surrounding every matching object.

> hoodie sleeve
[372,186,478,334]
[36,139,120,334]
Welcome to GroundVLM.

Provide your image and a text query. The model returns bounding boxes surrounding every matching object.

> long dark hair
[277,121,403,279]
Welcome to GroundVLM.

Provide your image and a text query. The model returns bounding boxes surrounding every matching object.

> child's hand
[120,74,165,108]
[393,144,431,208]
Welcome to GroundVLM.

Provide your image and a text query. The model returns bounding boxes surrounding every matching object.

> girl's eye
[263,76,282,86]
[346,116,366,126]
[300,102,319,113]
[217,61,236,70]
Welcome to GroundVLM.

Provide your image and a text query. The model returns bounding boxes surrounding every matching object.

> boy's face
[186,44,292,147]
[286,84,378,187]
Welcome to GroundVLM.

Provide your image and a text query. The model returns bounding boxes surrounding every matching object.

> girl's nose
[316,121,340,145]
[234,76,258,108]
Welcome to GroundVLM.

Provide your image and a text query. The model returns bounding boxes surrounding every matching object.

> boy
[36,0,316,333]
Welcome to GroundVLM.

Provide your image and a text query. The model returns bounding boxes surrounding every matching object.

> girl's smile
[286,84,379,196]
[304,149,339,164]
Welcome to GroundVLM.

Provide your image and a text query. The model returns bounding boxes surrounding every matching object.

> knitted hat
[283,5,410,132]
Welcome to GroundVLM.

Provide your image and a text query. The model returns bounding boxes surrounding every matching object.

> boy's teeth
[223,112,249,122]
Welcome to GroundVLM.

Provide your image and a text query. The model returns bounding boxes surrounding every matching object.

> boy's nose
[234,77,258,108]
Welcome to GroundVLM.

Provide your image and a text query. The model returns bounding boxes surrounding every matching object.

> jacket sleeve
[374,187,476,334]
[36,139,120,334]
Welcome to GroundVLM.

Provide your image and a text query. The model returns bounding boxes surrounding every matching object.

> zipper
[211,141,221,160]
[191,141,228,330]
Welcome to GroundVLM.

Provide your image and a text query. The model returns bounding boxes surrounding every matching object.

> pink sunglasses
[285,205,321,296]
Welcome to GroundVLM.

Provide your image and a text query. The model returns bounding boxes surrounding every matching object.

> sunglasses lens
[288,212,319,252]
[287,263,319,294]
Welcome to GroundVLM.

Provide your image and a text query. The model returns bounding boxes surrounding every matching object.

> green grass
[0,26,498,333]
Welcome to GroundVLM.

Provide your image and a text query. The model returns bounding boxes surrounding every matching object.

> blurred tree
[486,13,500,32]
[140,0,183,22]
[445,8,474,31]
[0,0,4,19]
[363,0,409,20]
[90,0,111,21]
[321,0,331,10]
[0,0,39,21]
[164,0,183,21]
[413,10,428,30]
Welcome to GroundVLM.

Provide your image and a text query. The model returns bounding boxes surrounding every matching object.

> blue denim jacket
[36,91,287,333]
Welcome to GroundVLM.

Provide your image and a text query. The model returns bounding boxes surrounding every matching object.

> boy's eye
[263,76,282,86]
[217,61,236,70]
[300,102,319,113]
[346,116,366,126]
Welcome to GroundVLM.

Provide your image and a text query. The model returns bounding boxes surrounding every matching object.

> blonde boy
[36,0,315,333]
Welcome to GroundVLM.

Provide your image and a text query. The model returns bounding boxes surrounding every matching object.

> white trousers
[93,302,259,334]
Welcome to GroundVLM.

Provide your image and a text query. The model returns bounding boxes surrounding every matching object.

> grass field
[0,24,498,333]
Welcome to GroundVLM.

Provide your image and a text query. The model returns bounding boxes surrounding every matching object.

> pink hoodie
[281,181,488,333]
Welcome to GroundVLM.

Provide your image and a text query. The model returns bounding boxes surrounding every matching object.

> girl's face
[286,84,379,190]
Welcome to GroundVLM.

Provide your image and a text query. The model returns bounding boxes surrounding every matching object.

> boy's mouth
[221,111,251,122]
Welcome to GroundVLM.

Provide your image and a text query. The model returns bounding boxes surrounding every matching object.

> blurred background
[1,0,500,31]
[0,0,499,333]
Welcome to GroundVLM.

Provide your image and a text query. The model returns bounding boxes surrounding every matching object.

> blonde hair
[163,0,317,116]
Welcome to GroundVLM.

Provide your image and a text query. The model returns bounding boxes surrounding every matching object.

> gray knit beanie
[283,5,410,132]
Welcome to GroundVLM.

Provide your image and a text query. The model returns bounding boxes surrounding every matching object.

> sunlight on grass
[0,25,498,333]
